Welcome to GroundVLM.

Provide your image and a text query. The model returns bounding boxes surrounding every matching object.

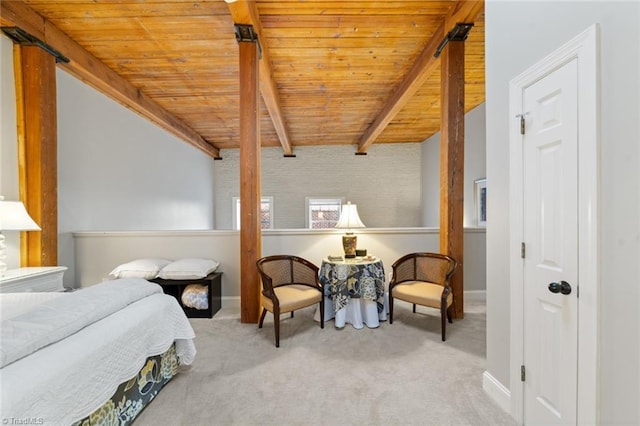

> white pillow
[158,258,220,280]
[109,258,172,280]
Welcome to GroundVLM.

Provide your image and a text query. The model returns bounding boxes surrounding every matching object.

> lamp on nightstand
[335,201,365,259]
[0,196,41,275]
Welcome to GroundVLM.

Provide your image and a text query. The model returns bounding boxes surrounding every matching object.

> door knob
[548,281,572,295]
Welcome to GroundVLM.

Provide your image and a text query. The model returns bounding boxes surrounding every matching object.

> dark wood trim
[439,40,465,319]
[238,38,262,323]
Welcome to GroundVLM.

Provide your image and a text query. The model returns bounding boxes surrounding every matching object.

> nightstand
[0,266,68,293]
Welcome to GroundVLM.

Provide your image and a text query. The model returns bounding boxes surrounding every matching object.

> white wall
[485,2,639,424]
[55,70,216,288]
[0,36,21,270]
[214,143,423,229]
[0,35,217,287]
[73,228,486,296]
[421,103,487,227]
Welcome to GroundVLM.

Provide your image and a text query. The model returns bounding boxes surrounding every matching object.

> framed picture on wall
[474,178,487,227]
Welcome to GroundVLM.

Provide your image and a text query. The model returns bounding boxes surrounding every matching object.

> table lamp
[335,201,365,258]
[0,197,41,275]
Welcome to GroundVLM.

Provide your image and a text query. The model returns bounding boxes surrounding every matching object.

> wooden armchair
[388,252,457,341]
[256,255,324,347]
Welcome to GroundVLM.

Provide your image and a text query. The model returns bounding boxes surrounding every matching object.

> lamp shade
[335,202,365,230]
[0,201,41,231]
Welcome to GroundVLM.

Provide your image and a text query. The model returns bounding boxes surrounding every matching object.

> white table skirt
[314,292,389,329]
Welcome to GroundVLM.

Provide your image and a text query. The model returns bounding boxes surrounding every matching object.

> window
[306,198,343,229]
[233,197,273,230]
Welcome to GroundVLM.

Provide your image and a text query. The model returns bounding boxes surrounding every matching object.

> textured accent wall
[214,143,422,229]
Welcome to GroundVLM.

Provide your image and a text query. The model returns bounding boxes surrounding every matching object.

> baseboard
[482,371,511,415]
[464,290,486,303]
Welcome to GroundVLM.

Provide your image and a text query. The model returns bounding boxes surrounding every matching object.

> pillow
[158,258,220,280]
[181,284,209,310]
[109,258,172,280]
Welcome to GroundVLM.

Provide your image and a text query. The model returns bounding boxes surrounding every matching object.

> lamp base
[342,233,357,258]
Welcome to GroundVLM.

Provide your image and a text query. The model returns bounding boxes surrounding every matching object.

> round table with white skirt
[313,257,387,329]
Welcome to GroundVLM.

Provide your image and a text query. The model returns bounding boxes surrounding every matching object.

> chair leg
[389,294,394,324]
[258,308,267,328]
[441,304,447,342]
[291,311,294,318]
[447,305,453,323]
[274,310,280,348]
[319,298,325,329]
[412,304,416,313]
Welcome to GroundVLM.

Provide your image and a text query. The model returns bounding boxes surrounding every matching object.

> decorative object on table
[355,249,367,257]
[0,196,41,276]
[388,252,457,341]
[256,255,324,347]
[334,201,365,258]
[474,178,487,227]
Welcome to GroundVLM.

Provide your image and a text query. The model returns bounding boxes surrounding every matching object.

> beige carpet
[135,298,516,425]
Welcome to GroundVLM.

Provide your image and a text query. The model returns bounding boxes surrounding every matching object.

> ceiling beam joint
[227,0,293,156]
[234,24,261,59]
[434,23,474,58]
[1,26,69,63]
[356,0,484,154]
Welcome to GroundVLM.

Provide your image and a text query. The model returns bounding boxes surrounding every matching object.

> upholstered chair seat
[388,253,457,341]
[391,280,454,309]
[256,255,324,347]
[260,285,323,314]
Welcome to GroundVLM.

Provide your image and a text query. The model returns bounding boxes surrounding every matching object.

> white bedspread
[0,278,196,424]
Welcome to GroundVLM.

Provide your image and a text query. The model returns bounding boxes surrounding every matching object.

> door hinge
[515,113,527,135]
[521,242,526,259]
[521,365,526,382]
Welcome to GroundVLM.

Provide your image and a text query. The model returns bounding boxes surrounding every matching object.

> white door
[522,58,579,425]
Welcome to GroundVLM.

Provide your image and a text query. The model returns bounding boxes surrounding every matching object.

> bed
[0,278,196,424]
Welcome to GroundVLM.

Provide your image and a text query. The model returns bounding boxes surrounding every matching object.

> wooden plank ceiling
[2,1,484,157]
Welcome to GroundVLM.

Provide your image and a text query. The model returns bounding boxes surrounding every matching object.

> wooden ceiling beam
[0,1,219,158]
[357,0,484,154]
[226,0,293,156]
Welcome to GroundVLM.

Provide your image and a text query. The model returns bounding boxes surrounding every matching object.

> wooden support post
[237,29,262,323]
[439,40,465,319]
[13,44,58,267]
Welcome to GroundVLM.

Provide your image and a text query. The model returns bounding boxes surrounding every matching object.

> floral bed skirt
[72,343,179,425]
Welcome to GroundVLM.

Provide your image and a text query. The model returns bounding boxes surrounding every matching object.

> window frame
[232,196,273,230]
[305,197,345,229]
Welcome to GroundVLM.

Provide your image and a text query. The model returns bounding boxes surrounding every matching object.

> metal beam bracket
[434,23,474,58]
[1,27,70,63]
[234,24,262,59]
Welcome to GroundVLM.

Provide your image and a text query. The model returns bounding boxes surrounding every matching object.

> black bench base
[150,272,222,318]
